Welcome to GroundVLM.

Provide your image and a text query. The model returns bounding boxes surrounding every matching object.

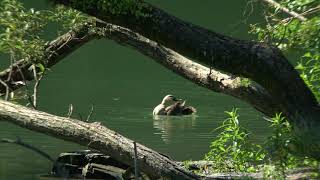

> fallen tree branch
[0,99,199,179]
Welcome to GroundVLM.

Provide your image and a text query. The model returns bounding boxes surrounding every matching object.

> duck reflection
[153,115,197,143]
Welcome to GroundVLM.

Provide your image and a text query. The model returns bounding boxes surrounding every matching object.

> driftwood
[49,150,130,179]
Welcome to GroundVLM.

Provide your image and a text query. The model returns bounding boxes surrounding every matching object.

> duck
[153,95,197,116]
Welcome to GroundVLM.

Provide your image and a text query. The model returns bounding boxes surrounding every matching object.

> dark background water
[0,1,273,179]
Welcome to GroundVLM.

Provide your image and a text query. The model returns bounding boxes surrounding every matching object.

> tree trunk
[0,99,200,179]
[50,0,320,158]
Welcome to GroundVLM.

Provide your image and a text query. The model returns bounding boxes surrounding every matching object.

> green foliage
[249,2,320,176]
[263,113,294,178]
[262,113,320,178]
[296,52,320,100]
[204,109,265,173]
[0,0,149,63]
[250,0,320,100]
[0,0,90,63]
[46,5,92,31]
[204,111,320,177]
[239,78,251,87]
[0,0,46,60]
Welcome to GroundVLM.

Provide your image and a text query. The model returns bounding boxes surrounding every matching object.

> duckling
[153,95,197,116]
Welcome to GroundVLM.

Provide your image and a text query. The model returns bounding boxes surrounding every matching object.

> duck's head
[161,94,181,105]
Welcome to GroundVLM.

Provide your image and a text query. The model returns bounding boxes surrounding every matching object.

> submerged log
[49,150,130,179]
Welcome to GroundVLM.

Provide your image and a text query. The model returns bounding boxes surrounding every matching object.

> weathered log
[0,99,200,179]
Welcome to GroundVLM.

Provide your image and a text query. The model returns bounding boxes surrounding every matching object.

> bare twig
[31,65,43,109]
[6,53,14,82]
[133,141,139,180]
[0,79,9,100]
[67,104,73,118]
[242,0,255,23]
[301,5,320,16]
[261,0,307,21]
[15,61,34,107]
[33,75,43,109]
[78,113,83,121]
[86,104,94,122]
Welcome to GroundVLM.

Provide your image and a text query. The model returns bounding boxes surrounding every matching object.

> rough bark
[0,99,199,179]
[50,0,320,157]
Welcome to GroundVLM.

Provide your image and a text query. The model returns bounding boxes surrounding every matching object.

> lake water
[0,1,272,179]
